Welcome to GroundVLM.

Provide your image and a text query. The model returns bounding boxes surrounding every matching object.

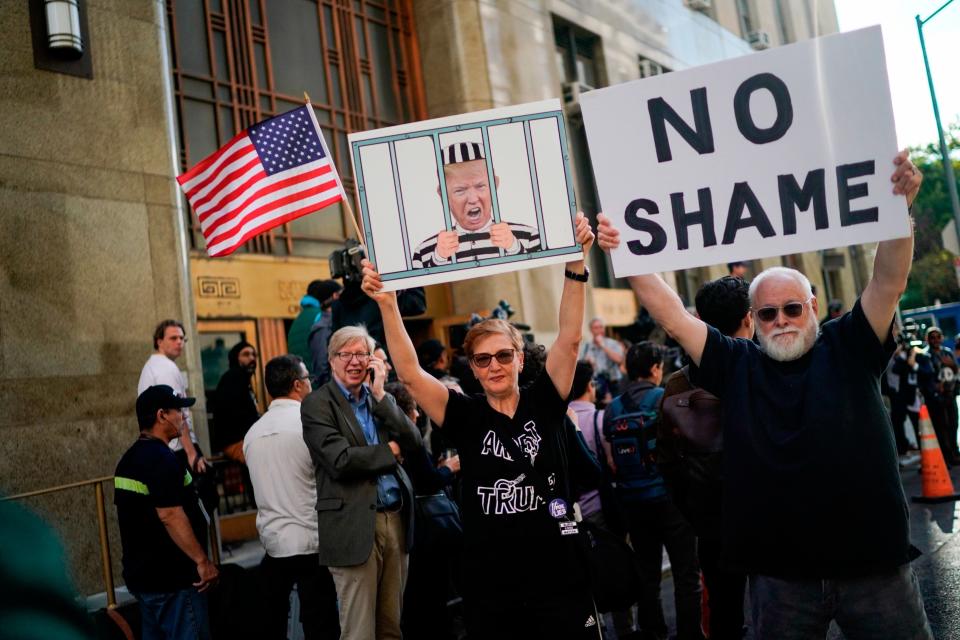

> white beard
[758,317,818,362]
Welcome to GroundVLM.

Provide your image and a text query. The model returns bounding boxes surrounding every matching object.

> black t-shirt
[114,437,208,593]
[692,300,912,578]
[442,372,588,598]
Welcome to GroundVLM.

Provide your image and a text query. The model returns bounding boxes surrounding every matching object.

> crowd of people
[114,152,936,640]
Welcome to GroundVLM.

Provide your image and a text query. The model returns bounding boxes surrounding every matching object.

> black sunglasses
[755,300,808,323]
[470,349,516,368]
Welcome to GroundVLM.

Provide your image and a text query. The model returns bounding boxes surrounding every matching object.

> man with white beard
[597,150,932,639]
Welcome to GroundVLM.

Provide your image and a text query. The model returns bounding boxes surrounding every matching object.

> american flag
[176,105,344,257]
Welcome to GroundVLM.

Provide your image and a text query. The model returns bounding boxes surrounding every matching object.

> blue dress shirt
[334,380,402,509]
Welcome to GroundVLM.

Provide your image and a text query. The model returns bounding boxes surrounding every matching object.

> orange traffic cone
[912,405,960,503]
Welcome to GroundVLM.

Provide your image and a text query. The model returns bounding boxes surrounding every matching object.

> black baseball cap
[136,385,196,430]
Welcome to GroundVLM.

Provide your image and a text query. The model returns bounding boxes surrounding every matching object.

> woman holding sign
[361,212,598,639]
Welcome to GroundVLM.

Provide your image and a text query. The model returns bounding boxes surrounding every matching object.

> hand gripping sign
[348,100,582,291]
[580,26,910,277]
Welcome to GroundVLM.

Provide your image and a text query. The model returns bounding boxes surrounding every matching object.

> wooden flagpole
[303,91,366,247]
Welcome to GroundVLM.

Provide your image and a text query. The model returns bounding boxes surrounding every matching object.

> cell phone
[367,366,375,385]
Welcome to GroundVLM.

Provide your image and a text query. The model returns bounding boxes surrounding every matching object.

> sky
[834,0,960,149]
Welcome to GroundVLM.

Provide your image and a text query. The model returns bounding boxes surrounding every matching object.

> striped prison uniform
[411,221,541,269]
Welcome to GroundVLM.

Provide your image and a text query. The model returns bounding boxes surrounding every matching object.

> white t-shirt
[137,353,197,451]
[243,398,319,557]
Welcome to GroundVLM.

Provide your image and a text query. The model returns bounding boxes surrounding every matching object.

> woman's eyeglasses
[754,300,810,323]
[470,349,516,368]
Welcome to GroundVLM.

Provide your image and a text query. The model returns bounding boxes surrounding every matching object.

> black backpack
[603,387,667,502]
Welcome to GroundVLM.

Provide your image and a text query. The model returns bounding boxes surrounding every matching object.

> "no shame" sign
[580,26,910,277]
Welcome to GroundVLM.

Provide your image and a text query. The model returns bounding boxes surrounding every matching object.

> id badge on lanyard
[549,498,579,536]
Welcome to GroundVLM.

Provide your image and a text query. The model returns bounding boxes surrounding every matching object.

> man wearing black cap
[289,279,342,382]
[411,142,541,269]
[213,341,260,463]
[114,385,219,640]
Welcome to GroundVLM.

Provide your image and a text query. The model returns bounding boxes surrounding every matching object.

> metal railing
[2,475,222,609]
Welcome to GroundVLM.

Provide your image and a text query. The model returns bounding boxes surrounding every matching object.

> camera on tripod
[328,239,366,284]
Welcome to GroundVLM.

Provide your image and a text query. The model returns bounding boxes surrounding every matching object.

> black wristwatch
[564,266,589,282]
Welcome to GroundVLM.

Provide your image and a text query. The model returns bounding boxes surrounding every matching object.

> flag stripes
[176,105,344,257]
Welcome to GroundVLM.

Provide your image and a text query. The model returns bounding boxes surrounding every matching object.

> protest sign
[348,100,581,290]
[580,26,909,277]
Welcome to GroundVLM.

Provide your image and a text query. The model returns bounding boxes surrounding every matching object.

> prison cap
[442,142,484,165]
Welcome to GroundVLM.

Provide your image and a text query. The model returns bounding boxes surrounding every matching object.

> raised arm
[596,213,709,366]
[861,150,922,342]
[545,212,595,398]
[361,259,450,426]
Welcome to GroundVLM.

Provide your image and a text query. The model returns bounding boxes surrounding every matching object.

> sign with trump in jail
[580,26,910,277]
[348,99,582,290]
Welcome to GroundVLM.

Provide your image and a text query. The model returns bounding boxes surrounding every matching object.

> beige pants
[329,511,408,640]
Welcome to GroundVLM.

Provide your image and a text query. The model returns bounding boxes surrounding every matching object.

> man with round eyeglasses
[597,150,933,639]
[301,325,423,640]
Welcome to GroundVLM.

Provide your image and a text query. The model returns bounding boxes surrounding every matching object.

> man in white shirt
[244,355,340,639]
[138,320,205,473]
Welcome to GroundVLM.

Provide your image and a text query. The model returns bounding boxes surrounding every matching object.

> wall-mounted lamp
[29,0,92,78]
[45,0,83,57]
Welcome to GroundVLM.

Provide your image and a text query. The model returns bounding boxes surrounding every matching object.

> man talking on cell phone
[301,325,423,640]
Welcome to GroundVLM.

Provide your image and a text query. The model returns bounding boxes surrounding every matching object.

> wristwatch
[564,266,589,282]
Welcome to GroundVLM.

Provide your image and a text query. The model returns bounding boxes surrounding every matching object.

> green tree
[903,123,960,309]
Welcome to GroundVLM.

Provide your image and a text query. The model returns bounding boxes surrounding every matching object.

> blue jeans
[134,587,210,640]
[749,564,933,640]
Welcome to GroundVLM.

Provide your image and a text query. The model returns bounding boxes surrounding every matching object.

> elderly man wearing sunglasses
[597,150,933,639]
[361,212,600,639]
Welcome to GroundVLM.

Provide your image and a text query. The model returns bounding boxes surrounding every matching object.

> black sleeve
[147,455,185,509]
[531,371,569,430]
[835,299,896,376]
[441,389,478,451]
[397,287,427,317]
[689,326,740,399]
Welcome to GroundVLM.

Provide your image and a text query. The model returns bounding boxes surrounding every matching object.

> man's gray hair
[748,267,813,306]
[328,325,376,360]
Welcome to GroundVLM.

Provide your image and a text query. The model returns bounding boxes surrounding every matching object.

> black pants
[257,553,339,639]
[927,398,959,463]
[465,586,600,640]
[624,497,704,640]
[946,393,960,460]
[889,401,920,455]
[697,537,746,640]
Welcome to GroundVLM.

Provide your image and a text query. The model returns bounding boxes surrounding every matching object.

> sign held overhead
[580,26,910,277]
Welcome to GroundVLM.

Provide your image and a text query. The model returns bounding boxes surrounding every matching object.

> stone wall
[0,0,201,595]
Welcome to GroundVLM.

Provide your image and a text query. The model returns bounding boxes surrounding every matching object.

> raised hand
[891,149,922,207]
[596,212,620,252]
[360,259,396,306]
[573,211,595,257]
[436,230,460,260]
[490,222,517,250]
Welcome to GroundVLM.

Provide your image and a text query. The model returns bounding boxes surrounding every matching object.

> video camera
[328,239,366,284]
[897,320,923,349]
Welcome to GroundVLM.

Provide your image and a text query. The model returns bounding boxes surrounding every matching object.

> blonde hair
[462,319,524,357]
[328,325,376,361]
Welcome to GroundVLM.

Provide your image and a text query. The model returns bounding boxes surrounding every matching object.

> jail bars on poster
[349,99,582,291]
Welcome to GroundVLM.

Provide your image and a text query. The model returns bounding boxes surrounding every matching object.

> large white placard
[580,26,910,277]
[348,100,581,291]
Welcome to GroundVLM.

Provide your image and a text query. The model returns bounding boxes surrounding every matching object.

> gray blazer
[301,381,422,567]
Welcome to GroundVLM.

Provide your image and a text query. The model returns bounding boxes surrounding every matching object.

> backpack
[603,386,667,503]
[658,366,723,537]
